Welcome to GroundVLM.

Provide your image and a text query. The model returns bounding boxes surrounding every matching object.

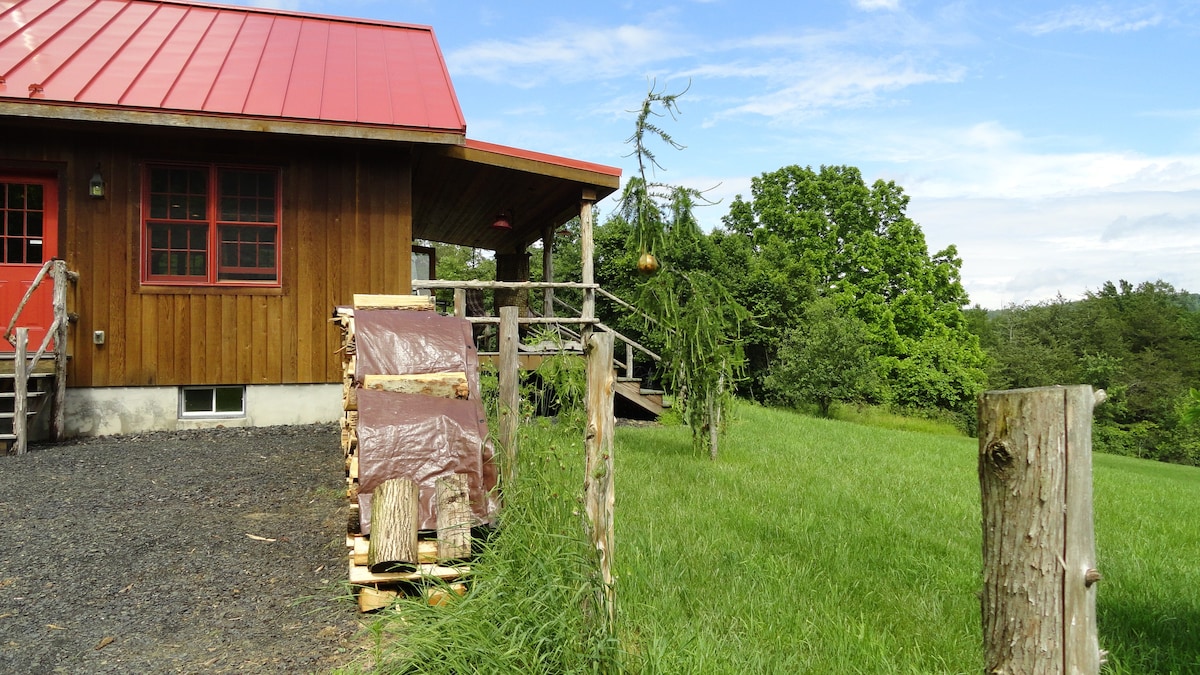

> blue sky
[259,0,1200,309]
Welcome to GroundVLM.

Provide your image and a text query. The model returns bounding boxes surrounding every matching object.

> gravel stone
[0,424,361,674]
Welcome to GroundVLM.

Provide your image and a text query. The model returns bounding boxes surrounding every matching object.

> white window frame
[179,385,246,418]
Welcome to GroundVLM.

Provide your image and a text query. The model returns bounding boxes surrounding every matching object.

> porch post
[580,188,596,342]
[542,225,554,318]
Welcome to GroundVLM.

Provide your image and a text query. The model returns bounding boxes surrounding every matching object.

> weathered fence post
[584,331,616,629]
[498,305,520,487]
[978,385,1103,674]
[13,328,28,456]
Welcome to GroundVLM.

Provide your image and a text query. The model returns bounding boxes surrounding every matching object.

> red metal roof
[0,0,466,137]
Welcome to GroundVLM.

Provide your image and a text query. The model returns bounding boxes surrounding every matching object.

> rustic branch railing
[5,259,76,454]
[411,280,661,380]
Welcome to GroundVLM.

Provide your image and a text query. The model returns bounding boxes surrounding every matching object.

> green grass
[617,403,1200,673]
[352,402,1200,673]
[827,402,968,437]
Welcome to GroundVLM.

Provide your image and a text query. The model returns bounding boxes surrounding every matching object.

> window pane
[7,185,23,209]
[150,194,168,219]
[189,253,206,276]
[182,388,213,413]
[6,212,22,237]
[214,387,244,413]
[26,239,42,263]
[6,238,23,264]
[218,169,276,223]
[27,185,42,210]
[26,212,42,238]
[188,196,206,220]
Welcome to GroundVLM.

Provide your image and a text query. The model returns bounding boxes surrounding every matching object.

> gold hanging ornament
[637,250,660,275]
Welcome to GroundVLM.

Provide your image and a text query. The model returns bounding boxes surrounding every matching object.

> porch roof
[0,0,465,143]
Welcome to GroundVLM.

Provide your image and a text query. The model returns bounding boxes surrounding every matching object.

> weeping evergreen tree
[621,85,747,459]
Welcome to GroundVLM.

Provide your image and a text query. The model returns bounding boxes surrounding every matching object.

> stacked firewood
[333,294,481,611]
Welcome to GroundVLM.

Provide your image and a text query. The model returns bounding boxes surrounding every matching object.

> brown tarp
[352,310,498,534]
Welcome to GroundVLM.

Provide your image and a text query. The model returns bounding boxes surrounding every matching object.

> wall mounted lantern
[88,164,105,199]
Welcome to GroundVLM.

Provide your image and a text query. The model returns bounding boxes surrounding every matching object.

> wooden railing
[5,259,76,454]
[410,279,661,380]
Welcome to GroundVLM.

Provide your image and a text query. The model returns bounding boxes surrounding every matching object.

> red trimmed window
[142,164,280,285]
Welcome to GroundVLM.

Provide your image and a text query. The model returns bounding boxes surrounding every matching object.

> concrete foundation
[64,384,343,437]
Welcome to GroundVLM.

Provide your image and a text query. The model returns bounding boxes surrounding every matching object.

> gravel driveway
[0,425,361,674]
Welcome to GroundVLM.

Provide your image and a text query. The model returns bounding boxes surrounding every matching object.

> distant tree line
[966,281,1200,465]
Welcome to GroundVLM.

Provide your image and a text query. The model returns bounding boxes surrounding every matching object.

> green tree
[765,296,877,416]
[723,165,985,418]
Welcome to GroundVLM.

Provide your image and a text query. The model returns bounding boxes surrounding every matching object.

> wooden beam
[580,193,596,344]
[543,225,555,318]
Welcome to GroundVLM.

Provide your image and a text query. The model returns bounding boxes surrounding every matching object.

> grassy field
[618,403,1200,674]
[353,402,1200,674]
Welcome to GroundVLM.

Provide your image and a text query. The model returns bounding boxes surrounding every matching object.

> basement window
[180,386,245,418]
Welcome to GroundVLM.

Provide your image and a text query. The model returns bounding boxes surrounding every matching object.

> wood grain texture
[584,331,616,628]
[3,130,414,388]
[367,477,419,573]
[978,385,1102,675]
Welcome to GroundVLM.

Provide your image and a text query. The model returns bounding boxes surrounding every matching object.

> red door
[0,175,58,353]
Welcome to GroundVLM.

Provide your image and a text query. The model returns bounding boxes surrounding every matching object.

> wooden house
[0,0,620,438]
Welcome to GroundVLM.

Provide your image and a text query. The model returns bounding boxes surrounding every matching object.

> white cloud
[446,22,688,86]
[1022,5,1163,35]
[854,0,901,11]
[908,191,1200,308]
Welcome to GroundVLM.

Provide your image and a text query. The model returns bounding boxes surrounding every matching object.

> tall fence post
[978,385,1103,674]
[13,328,28,456]
[50,260,69,442]
[498,306,520,488]
[584,331,616,629]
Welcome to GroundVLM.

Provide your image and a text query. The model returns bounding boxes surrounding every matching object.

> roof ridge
[150,0,434,32]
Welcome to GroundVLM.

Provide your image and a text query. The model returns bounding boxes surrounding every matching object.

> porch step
[0,390,46,399]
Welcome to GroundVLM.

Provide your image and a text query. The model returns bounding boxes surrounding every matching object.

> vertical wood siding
[2,126,413,388]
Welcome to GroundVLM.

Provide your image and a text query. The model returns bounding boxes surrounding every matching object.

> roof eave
[451,139,621,193]
[0,100,467,145]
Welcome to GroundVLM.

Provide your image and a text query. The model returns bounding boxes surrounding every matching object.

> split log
[368,477,420,573]
[353,294,435,311]
[362,373,469,399]
[343,382,358,412]
[436,474,473,561]
[422,582,468,606]
[357,586,398,612]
